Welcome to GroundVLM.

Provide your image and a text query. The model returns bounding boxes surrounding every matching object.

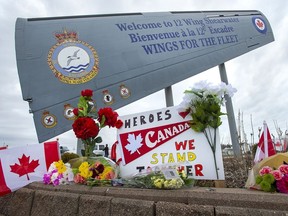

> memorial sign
[117,106,224,179]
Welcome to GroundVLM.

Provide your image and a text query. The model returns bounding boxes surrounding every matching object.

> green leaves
[188,93,225,132]
[77,96,98,118]
[77,96,89,117]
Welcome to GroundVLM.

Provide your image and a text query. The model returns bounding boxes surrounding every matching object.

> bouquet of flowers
[43,160,74,186]
[178,81,236,179]
[72,89,123,157]
[114,166,194,189]
[255,164,288,193]
[71,157,118,186]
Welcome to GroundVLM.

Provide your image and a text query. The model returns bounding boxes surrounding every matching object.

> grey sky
[0,0,287,151]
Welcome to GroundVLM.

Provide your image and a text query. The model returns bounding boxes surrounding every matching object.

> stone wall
[0,182,288,216]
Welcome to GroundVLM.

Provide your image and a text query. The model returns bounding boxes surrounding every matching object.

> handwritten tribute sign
[117,106,225,180]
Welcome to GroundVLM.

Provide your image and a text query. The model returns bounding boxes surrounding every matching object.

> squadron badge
[47,29,99,84]
[41,110,57,128]
[102,90,114,105]
[119,84,131,99]
[63,104,76,120]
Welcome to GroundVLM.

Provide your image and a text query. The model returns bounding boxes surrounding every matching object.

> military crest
[119,84,131,99]
[63,104,76,120]
[47,29,99,84]
[41,110,57,128]
[102,90,114,105]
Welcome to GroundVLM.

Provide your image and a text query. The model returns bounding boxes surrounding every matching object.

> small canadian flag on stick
[0,141,60,196]
[254,121,276,164]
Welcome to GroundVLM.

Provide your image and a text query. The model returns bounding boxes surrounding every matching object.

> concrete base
[0,182,288,215]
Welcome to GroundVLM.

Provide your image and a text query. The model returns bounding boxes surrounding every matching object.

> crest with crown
[55,29,78,43]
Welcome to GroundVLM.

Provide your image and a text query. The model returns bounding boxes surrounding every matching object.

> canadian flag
[0,141,60,196]
[254,121,276,164]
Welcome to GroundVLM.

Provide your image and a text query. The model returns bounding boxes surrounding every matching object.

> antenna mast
[250,114,254,145]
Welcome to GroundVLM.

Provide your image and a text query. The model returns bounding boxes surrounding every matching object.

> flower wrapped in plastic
[69,156,118,186]
[178,81,236,179]
[43,160,74,186]
[255,164,288,193]
[115,165,194,189]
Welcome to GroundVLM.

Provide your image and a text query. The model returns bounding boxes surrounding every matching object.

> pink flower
[276,174,288,194]
[271,170,282,180]
[74,173,87,184]
[279,165,288,175]
[259,166,273,176]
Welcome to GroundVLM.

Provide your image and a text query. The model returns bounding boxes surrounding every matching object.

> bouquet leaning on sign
[113,164,195,189]
[178,81,237,179]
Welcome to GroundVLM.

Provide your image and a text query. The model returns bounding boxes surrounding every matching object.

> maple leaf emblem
[10,154,40,180]
[125,133,143,154]
[256,19,264,28]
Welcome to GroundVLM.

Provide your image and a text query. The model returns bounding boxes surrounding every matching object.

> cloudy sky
[1,0,287,152]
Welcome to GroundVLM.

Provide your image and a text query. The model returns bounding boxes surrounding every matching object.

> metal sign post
[219,63,241,156]
[165,86,174,107]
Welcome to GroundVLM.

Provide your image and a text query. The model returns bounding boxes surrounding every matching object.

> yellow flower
[55,160,66,174]
[180,170,186,178]
[79,162,92,178]
[98,167,115,180]
[153,179,163,188]
[164,180,170,188]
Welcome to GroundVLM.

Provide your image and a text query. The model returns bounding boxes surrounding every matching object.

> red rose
[81,89,93,97]
[73,108,79,116]
[98,107,119,127]
[115,119,123,129]
[72,117,99,139]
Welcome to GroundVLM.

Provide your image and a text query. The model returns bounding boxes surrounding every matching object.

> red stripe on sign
[44,141,60,170]
[0,159,12,196]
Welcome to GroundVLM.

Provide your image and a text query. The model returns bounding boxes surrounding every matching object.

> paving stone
[215,206,288,216]
[156,201,214,216]
[27,182,107,196]
[106,187,188,203]
[0,188,34,216]
[187,187,288,211]
[2,183,288,215]
[111,197,154,216]
[0,192,13,213]
[30,190,79,216]
[78,195,112,216]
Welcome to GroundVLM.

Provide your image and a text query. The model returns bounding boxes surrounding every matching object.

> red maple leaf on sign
[10,154,40,180]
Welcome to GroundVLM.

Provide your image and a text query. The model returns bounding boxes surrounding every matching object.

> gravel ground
[195,155,253,188]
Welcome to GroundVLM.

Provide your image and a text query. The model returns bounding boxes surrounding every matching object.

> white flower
[223,83,237,97]
[48,162,57,173]
[179,81,236,110]
[193,80,211,92]
[59,178,67,185]
[63,166,74,182]
[51,172,59,182]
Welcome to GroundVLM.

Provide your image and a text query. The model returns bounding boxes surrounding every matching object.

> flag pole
[263,121,268,158]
